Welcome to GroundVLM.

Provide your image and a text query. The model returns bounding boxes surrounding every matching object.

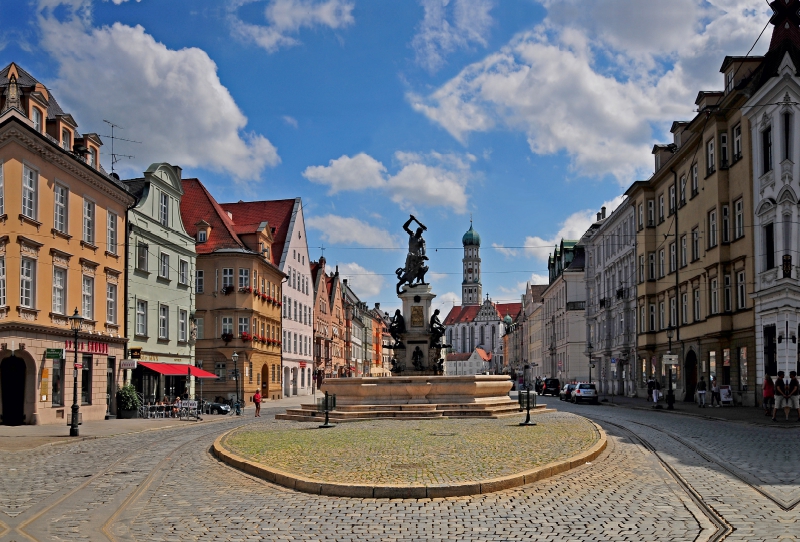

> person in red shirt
[763,374,774,416]
[253,390,262,417]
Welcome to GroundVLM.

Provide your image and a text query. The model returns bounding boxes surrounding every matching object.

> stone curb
[211,420,608,499]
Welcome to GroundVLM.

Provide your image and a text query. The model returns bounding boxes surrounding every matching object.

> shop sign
[65,340,109,355]
[74,363,83,370]
[662,354,679,366]
[610,358,617,364]
[299,362,307,368]
[129,348,141,359]
[120,359,138,370]
[45,348,63,359]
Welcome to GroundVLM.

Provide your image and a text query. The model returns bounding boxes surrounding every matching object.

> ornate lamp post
[666,326,675,410]
[68,308,84,437]
[231,351,239,409]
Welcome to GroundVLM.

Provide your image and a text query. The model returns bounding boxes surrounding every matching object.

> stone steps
[275,401,554,422]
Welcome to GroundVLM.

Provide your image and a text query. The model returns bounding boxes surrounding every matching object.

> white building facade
[582,204,638,396]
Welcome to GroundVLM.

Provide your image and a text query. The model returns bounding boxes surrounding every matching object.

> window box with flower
[221,285,235,296]
[240,331,252,342]
[221,332,234,343]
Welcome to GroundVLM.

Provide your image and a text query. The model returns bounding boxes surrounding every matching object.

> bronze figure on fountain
[396,215,429,294]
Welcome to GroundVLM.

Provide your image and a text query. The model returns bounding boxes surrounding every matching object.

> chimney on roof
[596,212,601,221]
[343,278,348,286]
[601,206,606,219]
[375,303,380,310]
[319,256,326,271]
[335,265,339,276]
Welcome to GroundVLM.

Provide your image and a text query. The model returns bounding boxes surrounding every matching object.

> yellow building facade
[0,63,134,425]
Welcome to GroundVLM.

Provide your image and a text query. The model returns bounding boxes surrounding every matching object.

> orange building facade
[0,63,134,425]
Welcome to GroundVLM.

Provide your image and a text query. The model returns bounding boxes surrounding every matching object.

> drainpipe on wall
[123,200,137,385]
[280,275,288,399]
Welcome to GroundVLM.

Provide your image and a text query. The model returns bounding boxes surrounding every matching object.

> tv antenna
[102,120,140,173]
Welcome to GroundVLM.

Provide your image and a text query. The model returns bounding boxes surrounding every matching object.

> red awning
[139,362,217,379]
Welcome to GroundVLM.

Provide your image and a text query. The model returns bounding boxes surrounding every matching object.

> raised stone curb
[211,420,607,499]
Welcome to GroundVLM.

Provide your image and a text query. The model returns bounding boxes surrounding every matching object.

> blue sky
[2,0,772,312]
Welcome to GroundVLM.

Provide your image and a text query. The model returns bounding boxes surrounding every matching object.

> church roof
[443,305,481,325]
[496,302,522,320]
[462,222,481,246]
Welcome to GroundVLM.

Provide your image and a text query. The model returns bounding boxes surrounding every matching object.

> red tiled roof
[496,302,522,320]
[180,178,244,254]
[219,199,296,267]
[446,352,471,361]
[475,348,492,362]
[443,305,481,325]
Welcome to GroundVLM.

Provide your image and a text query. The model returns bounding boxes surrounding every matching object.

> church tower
[461,220,482,305]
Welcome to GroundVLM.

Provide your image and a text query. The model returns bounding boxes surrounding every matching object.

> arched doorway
[261,365,269,396]
[684,350,697,402]
[1,356,26,425]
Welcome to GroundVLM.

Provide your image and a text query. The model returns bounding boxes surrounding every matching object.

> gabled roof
[180,178,245,254]
[527,285,548,303]
[447,352,471,362]
[0,62,66,119]
[475,347,492,362]
[496,303,522,320]
[443,305,481,325]
[219,199,296,267]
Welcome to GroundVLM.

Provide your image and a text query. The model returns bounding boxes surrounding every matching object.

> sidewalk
[594,393,800,427]
[0,393,313,451]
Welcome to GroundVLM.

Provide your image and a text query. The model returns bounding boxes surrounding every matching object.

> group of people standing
[762,371,800,422]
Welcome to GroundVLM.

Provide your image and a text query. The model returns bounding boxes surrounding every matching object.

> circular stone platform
[213,412,606,498]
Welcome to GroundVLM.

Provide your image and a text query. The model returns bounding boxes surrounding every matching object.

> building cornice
[0,119,135,208]
[0,321,128,343]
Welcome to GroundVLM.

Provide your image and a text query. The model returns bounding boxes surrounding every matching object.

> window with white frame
[82,199,95,244]
[670,297,676,327]
[720,132,728,167]
[238,268,250,289]
[692,163,699,195]
[179,260,188,285]
[106,283,116,324]
[0,257,5,306]
[179,310,187,342]
[159,305,168,338]
[31,107,42,132]
[22,166,37,220]
[195,269,204,293]
[694,289,701,321]
[20,259,35,308]
[222,317,233,335]
[726,70,734,93]
[61,128,70,150]
[52,267,66,314]
[107,212,117,255]
[54,184,67,233]
[159,252,169,279]
[640,305,646,333]
[136,242,148,271]
[670,243,676,273]
[647,200,655,226]
[707,139,715,174]
[710,278,719,315]
[649,252,656,280]
[658,195,665,222]
[196,317,204,339]
[159,192,169,227]
[734,199,744,239]
[718,204,729,244]
[680,175,686,204]
[659,249,665,277]
[639,255,645,283]
[692,228,699,260]
[638,203,643,229]
[681,235,687,267]
[238,317,249,335]
[669,185,676,214]
[197,230,206,242]
[682,293,688,325]
[88,148,97,169]
[136,300,147,335]
[649,303,656,331]
[659,302,665,329]
[724,274,732,312]
[708,209,717,247]
[733,124,742,160]
[222,268,233,288]
[81,275,93,319]
[737,271,746,309]
[762,125,773,175]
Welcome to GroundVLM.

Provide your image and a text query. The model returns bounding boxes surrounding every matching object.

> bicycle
[228,400,243,416]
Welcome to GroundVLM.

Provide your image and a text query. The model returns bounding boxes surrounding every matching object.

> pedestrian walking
[788,371,800,421]
[710,378,721,407]
[652,379,661,404]
[762,374,775,416]
[696,376,707,408]
[647,378,655,403]
[772,371,789,421]
[253,390,262,417]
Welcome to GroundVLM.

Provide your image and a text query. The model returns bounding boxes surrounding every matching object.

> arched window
[461,327,466,353]
[491,325,496,349]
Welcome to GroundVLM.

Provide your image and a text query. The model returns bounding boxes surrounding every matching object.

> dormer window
[655,153,661,171]
[159,192,169,227]
[725,70,734,93]
[31,107,42,132]
[87,148,97,168]
[197,230,207,242]
[61,128,71,150]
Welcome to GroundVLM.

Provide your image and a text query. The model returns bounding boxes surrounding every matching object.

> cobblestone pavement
[224,413,599,485]
[0,401,797,541]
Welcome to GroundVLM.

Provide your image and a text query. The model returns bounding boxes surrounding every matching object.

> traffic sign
[45,348,63,359]
[74,363,83,370]
[662,354,679,366]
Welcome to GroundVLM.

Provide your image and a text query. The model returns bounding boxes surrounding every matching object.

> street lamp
[587,342,594,384]
[231,351,239,409]
[666,326,675,410]
[68,308,84,437]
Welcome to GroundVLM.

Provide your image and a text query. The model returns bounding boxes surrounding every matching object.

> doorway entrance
[106,357,115,417]
[684,350,697,402]
[1,356,26,425]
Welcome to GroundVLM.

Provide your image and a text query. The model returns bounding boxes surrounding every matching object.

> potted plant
[116,384,140,419]
[221,332,234,343]
[222,285,234,295]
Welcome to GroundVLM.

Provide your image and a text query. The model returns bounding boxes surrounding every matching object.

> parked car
[559,383,577,401]
[204,401,231,415]
[541,378,561,396]
[571,383,599,404]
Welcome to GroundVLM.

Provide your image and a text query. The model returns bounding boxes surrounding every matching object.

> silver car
[571,383,598,404]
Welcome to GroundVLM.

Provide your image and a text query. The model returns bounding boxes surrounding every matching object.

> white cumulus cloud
[37,2,280,183]
[525,195,626,261]
[412,0,494,73]
[492,243,518,258]
[410,0,770,184]
[302,151,474,213]
[433,291,461,314]
[229,0,354,53]
[306,215,398,248]
[337,262,385,299]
